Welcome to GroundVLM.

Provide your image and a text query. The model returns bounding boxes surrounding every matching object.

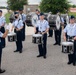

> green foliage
[39,0,71,14]
[7,0,28,11]
[71,5,76,8]
[5,12,11,23]
[0,6,6,9]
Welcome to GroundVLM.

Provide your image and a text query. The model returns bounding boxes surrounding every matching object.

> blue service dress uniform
[0,16,6,48]
[13,18,23,53]
[36,19,49,58]
[20,13,26,41]
[0,28,9,73]
[63,23,76,65]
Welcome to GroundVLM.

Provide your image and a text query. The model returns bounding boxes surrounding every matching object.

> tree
[7,0,28,11]
[72,5,76,8]
[39,0,70,14]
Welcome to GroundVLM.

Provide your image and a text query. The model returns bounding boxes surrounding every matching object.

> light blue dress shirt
[36,20,49,32]
[13,19,23,29]
[63,23,76,36]
[0,16,6,26]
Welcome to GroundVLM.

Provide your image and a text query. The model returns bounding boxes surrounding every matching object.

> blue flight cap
[70,15,75,19]
[19,8,23,11]
[14,11,19,14]
[40,12,44,16]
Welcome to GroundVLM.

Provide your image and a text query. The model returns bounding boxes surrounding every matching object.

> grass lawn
[68,12,76,16]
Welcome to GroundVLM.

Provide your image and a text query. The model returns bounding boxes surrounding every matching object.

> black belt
[67,36,75,38]
[38,31,46,34]
[39,31,45,32]
[67,35,75,42]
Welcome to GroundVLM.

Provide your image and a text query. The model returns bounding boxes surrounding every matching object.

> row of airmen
[0,8,76,74]
[0,8,26,73]
[10,9,76,66]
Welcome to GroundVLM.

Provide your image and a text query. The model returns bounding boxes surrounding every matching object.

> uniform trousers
[15,30,23,52]
[0,40,2,68]
[38,33,47,56]
[22,22,25,41]
[73,40,76,64]
[54,27,62,44]
[0,27,5,48]
[48,29,53,37]
[35,27,38,34]
[68,40,76,65]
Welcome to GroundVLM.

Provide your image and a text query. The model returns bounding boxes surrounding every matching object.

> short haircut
[0,10,2,13]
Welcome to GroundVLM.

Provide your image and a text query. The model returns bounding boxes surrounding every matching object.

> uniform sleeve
[0,31,3,37]
[23,14,26,22]
[45,21,49,29]
[19,20,23,27]
[2,17,6,24]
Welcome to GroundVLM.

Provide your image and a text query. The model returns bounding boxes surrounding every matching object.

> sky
[0,0,76,7]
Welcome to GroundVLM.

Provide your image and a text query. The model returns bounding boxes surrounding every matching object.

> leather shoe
[48,35,52,37]
[43,55,46,59]
[0,69,6,73]
[2,46,5,48]
[19,51,22,53]
[53,43,58,45]
[48,35,51,37]
[73,63,76,66]
[58,44,61,46]
[14,50,19,52]
[37,55,42,57]
[67,62,72,65]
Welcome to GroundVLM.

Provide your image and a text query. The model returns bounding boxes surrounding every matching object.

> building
[70,8,76,12]
[23,5,39,14]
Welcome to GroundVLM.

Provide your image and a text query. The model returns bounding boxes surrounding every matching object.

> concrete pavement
[1,35,76,75]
